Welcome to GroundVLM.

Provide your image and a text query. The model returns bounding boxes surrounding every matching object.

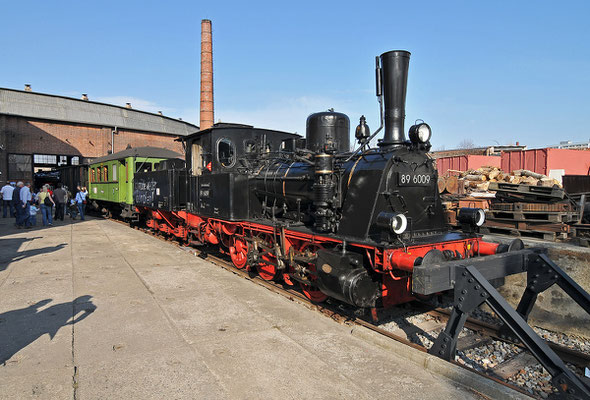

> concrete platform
[0,216,526,399]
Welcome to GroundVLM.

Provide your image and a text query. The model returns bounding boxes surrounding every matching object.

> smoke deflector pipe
[379,50,410,147]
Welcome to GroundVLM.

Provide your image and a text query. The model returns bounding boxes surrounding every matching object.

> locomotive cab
[183,123,300,175]
[181,123,299,219]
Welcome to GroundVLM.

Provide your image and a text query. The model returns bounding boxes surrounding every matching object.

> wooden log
[446,169,464,176]
[445,176,459,194]
[521,176,538,185]
[538,177,560,187]
[437,177,447,193]
[477,167,494,173]
[476,182,490,191]
[513,169,546,179]
[488,170,501,180]
[464,174,486,181]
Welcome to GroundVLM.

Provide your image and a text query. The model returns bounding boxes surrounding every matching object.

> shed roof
[0,88,198,136]
[90,146,183,164]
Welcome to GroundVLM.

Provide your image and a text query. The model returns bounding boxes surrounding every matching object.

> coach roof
[90,146,183,164]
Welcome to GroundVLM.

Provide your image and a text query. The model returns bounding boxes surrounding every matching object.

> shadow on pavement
[0,295,96,365]
[0,237,67,271]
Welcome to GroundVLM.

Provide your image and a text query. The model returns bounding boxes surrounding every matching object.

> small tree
[457,138,475,149]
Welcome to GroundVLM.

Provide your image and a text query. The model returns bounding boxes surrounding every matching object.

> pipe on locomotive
[346,50,411,161]
[379,50,411,147]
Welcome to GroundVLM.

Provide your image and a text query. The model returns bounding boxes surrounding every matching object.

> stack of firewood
[438,167,562,195]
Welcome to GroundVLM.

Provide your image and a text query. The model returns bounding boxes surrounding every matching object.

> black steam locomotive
[131,51,590,398]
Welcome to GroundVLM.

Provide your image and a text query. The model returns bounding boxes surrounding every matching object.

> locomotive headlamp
[458,207,486,227]
[409,123,432,144]
[377,212,408,234]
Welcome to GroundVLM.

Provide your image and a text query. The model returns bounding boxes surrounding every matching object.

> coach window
[112,163,118,181]
[103,166,108,182]
[217,138,235,168]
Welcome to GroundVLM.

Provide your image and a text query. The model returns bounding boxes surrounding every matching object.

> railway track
[110,217,590,399]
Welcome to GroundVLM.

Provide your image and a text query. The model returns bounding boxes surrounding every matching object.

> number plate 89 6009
[398,173,432,186]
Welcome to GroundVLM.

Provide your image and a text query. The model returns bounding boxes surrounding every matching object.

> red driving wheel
[255,233,278,281]
[229,237,248,269]
[299,243,328,303]
[257,253,277,281]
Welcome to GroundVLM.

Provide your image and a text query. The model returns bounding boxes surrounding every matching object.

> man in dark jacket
[53,183,67,221]
[12,182,23,227]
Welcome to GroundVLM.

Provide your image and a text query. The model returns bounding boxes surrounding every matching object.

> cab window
[217,138,235,168]
[136,162,152,173]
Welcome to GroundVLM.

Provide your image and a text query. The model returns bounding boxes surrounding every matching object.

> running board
[418,253,590,399]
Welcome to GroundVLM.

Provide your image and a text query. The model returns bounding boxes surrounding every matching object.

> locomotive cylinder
[306,111,350,153]
[316,250,381,308]
[379,50,410,146]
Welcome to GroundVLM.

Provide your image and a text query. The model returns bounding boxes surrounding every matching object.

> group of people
[0,181,89,229]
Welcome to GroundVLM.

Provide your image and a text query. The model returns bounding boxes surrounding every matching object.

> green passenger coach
[88,147,184,218]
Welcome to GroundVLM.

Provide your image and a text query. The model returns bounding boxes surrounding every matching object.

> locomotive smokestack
[379,50,410,146]
[200,19,214,130]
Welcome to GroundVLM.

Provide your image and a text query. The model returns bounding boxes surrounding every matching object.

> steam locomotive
[129,51,590,398]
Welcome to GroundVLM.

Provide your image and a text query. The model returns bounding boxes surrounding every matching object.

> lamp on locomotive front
[408,122,432,144]
[457,207,486,233]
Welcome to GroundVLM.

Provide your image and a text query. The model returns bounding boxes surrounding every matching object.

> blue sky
[1,1,589,149]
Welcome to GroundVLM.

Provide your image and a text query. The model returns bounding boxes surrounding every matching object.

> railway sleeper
[419,254,590,399]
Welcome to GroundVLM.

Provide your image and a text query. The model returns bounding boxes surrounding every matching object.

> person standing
[53,183,67,221]
[19,182,33,228]
[1,181,15,218]
[13,182,24,227]
[29,203,39,226]
[38,185,55,226]
[75,187,87,221]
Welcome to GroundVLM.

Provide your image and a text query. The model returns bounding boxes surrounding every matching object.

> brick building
[0,87,198,182]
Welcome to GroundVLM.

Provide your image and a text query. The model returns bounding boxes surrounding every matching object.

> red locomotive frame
[139,206,501,308]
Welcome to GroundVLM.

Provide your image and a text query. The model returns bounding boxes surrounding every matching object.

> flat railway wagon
[132,51,590,398]
[88,147,184,218]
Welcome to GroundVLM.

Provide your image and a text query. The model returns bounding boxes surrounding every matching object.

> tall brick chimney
[200,19,214,130]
